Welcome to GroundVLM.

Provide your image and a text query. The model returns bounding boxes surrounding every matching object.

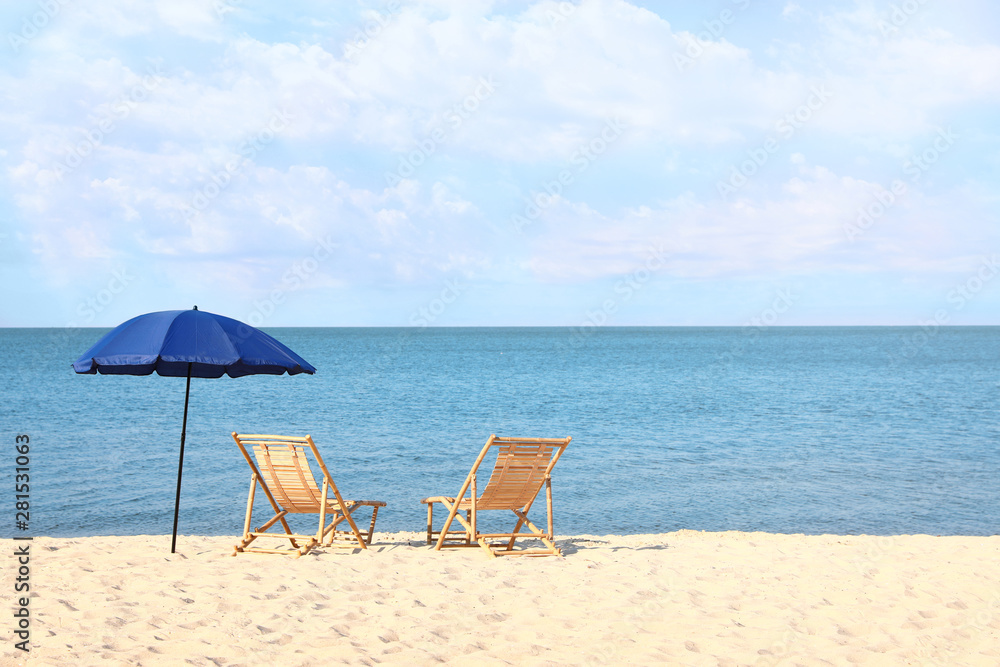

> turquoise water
[2,327,998,538]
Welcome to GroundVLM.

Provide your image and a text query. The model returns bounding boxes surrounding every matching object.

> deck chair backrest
[234,434,330,514]
[475,436,570,510]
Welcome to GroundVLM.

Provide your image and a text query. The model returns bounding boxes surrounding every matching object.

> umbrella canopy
[73,308,315,378]
[73,307,315,553]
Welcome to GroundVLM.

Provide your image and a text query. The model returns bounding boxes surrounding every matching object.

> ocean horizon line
[5,323,1000,330]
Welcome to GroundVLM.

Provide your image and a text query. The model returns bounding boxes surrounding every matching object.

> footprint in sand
[836,623,870,637]
[476,612,508,623]
[178,621,208,630]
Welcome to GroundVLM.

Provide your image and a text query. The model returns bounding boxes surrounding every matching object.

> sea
[2,326,998,539]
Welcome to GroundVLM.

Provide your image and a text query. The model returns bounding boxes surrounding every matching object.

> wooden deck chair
[421,434,571,558]
[231,433,385,558]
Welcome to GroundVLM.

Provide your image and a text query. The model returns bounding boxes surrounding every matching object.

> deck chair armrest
[342,499,387,507]
[421,496,457,504]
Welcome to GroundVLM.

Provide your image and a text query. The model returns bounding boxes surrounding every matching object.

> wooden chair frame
[422,434,571,558]
[231,433,385,558]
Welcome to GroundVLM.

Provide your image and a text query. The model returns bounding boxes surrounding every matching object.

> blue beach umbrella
[72,306,316,553]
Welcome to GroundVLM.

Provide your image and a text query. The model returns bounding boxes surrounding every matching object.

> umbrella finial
[193,305,198,310]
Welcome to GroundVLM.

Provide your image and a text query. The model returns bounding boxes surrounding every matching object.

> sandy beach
[4,531,999,665]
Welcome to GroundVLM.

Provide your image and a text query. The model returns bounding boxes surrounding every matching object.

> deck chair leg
[321,507,348,541]
[366,506,379,545]
[243,475,258,537]
[434,501,469,550]
[503,475,541,551]
[512,508,561,556]
[435,498,463,551]
[470,474,477,544]
[235,475,259,555]
[434,441,494,551]
[505,516,526,552]
[477,536,498,558]
[317,502,382,547]
[327,484,368,549]
[317,478,329,545]
[450,508,497,558]
[319,502,353,543]
[255,511,290,534]
[546,475,554,539]
[295,536,319,559]
[501,474,555,553]
[424,499,476,547]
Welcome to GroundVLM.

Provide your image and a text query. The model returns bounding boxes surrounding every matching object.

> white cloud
[518,159,997,283]
[783,3,804,19]
[1,0,997,324]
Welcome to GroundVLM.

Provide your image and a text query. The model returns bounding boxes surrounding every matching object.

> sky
[1,0,998,327]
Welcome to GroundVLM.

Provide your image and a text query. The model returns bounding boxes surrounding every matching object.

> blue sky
[1,0,998,326]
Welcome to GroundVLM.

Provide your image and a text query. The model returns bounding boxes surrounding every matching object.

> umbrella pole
[171,363,192,554]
